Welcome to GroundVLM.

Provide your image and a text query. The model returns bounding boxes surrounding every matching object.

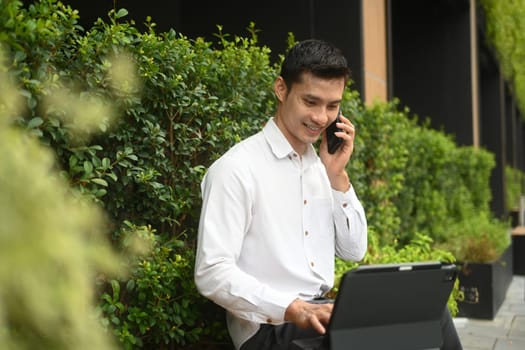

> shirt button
[267,318,272,324]
[342,202,348,208]
[293,153,298,157]
[305,231,309,236]
[304,199,307,205]
[288,156,292,160]
[310,261,315,267]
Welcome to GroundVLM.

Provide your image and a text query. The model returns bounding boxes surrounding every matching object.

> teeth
[305,124,320,131]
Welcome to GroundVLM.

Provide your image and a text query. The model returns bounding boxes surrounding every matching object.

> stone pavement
[454,275,525,350]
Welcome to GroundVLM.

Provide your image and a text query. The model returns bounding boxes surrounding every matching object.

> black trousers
[239,307,463,350]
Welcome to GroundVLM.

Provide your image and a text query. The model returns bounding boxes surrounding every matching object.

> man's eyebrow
[303,94,321,101]
[303,94,342,105]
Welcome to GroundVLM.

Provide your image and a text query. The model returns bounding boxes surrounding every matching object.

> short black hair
[279,39,350,90]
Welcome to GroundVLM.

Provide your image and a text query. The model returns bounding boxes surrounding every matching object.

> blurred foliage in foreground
[0,47,123,349]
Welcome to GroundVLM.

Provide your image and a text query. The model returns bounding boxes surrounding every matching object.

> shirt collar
[262,118,318,165]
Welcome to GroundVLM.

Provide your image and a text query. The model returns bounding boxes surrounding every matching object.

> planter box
[456,244,513,319]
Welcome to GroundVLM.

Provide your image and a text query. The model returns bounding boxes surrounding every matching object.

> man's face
[274,72,345,155]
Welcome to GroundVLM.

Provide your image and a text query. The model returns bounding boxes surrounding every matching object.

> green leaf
[102,157,111,169]
[83,161,93,174]
[69,156,78,168]
[27,117,43,129]
[91,178,108,187]
[126,279,136,291]
[116,8,128,19]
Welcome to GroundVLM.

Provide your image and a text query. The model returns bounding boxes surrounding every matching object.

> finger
[318,305,333,324]
[338,114,351,125]
[337,115,355,133]
[309,315,327,334]
[335,127,354,140]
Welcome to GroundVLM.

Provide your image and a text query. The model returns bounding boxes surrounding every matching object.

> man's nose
[312,107,330,126]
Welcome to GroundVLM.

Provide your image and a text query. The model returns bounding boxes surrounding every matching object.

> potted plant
[436,212,512,319]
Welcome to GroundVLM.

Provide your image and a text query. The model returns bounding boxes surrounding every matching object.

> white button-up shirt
[194,118,368,349]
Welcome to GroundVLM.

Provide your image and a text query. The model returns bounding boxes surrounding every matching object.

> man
[194,39,461,350]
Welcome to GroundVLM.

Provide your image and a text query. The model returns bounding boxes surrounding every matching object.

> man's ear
[273,76,287,102]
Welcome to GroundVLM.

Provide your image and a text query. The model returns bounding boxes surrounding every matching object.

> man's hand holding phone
[322,109,356,192]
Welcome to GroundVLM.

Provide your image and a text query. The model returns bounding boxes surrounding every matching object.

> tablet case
[293,261,457,350]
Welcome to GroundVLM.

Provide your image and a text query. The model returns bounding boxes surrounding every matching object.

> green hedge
[481,0,525,117]
[348,100,496,246]
[1,0,509,348]
[505,165,525,211]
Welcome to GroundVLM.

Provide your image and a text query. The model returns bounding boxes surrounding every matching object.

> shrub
[436,212,511,263]
[349,99,499,248]
[0,40,122,350]
[505,165,525,211]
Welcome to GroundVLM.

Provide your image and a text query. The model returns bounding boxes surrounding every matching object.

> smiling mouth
[304,123,322,132]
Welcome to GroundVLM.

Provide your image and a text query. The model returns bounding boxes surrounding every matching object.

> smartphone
[326,109,343,154]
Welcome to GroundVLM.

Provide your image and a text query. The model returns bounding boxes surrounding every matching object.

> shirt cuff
[258,293,298,325]
[332,184,360,210]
